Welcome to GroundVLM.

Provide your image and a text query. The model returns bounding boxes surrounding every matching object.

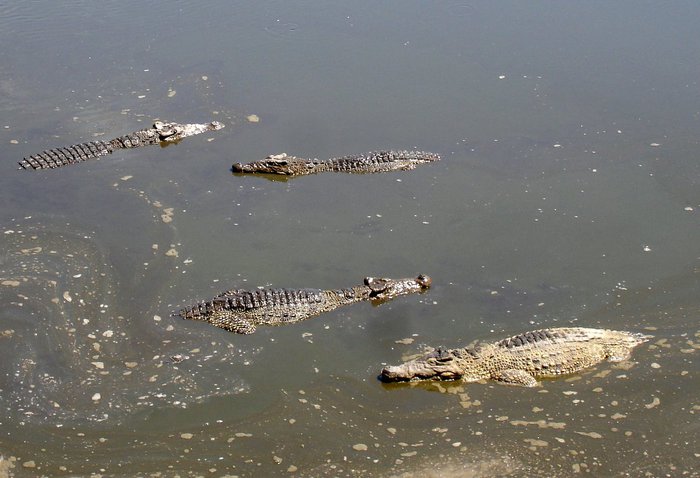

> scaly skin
[380,327,650,386]
[19,120,224,170]
[232,150,440,176]
[177,275,432,334]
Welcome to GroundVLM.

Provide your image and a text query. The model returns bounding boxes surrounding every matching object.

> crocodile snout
[379,365,408,382]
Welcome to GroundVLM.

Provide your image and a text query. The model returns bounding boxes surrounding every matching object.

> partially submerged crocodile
[380,327,650,386]
[19,120,224,170]
[177,274,432,334]
[232,150,440,176]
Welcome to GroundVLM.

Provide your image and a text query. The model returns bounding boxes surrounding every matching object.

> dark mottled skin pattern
[177,275,432,334]
[19,120,224,170]
[380,327,650,387]
[232,150,440,176]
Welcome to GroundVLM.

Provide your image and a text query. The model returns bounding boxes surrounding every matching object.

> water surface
[0,1,698,476]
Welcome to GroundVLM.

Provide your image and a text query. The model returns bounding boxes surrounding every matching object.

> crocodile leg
[604,345,635,362]
[228,321,257,335]
[208,312,258,335]
[491,369,539,387]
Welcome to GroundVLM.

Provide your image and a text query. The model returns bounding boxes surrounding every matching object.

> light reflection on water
[0,1,699,476]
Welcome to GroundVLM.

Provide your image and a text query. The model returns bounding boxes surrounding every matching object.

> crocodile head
[380,347,474,382]
[231,154,304,175]
[154,121,225,142]
[365,274,432,303]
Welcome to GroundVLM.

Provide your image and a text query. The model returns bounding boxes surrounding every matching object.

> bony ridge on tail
[19,120,224,170]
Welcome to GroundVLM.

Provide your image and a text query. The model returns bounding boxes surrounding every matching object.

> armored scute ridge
[232,150,440,176]
[177,274,432,334]
[19,120,224,170]
[380,327,650,387]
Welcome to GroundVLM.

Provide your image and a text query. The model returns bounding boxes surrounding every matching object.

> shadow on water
[231,170,293,183]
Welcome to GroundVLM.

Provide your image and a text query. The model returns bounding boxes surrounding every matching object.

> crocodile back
[328,150,440,173]
[496,327,648,350]
[180,287,325,318]
[107,128,162,149]
[489,327,650,378]
[177,287,336,333]
[220,287,325,308]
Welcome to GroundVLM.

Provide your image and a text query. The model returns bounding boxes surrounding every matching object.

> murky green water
[1,1,698,476]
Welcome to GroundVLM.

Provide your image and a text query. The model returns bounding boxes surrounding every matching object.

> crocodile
[380,327,650,387]
[18,120,224,170]
[177,274,432,334]
[231,150,440,176]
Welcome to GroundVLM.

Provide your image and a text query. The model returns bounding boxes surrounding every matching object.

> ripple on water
[0,224,254,428]
[264,20,300,38]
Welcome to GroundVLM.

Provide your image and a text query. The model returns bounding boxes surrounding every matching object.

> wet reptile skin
[380,327,650,386]
[232,150,440,176]
[177,275,432,334]
[19,120,224,170]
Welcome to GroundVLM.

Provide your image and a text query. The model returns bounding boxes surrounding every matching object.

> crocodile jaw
[157,121,225,142]
[380,344,486,383]
[231,154,297,174]
[366,274,432,302]
[380,360,463,382]
[381,364,433,382]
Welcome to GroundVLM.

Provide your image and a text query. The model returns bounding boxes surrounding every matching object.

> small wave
[0,223,253,427]
[264,20,301,38]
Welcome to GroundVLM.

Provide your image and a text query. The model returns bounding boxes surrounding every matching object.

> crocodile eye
[428,348,453,362]
[364,277,389,293]
[416,274,432,288]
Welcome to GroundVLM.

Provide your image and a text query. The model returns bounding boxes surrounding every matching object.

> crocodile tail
[18,141,113,170]
[176,300,215,320]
